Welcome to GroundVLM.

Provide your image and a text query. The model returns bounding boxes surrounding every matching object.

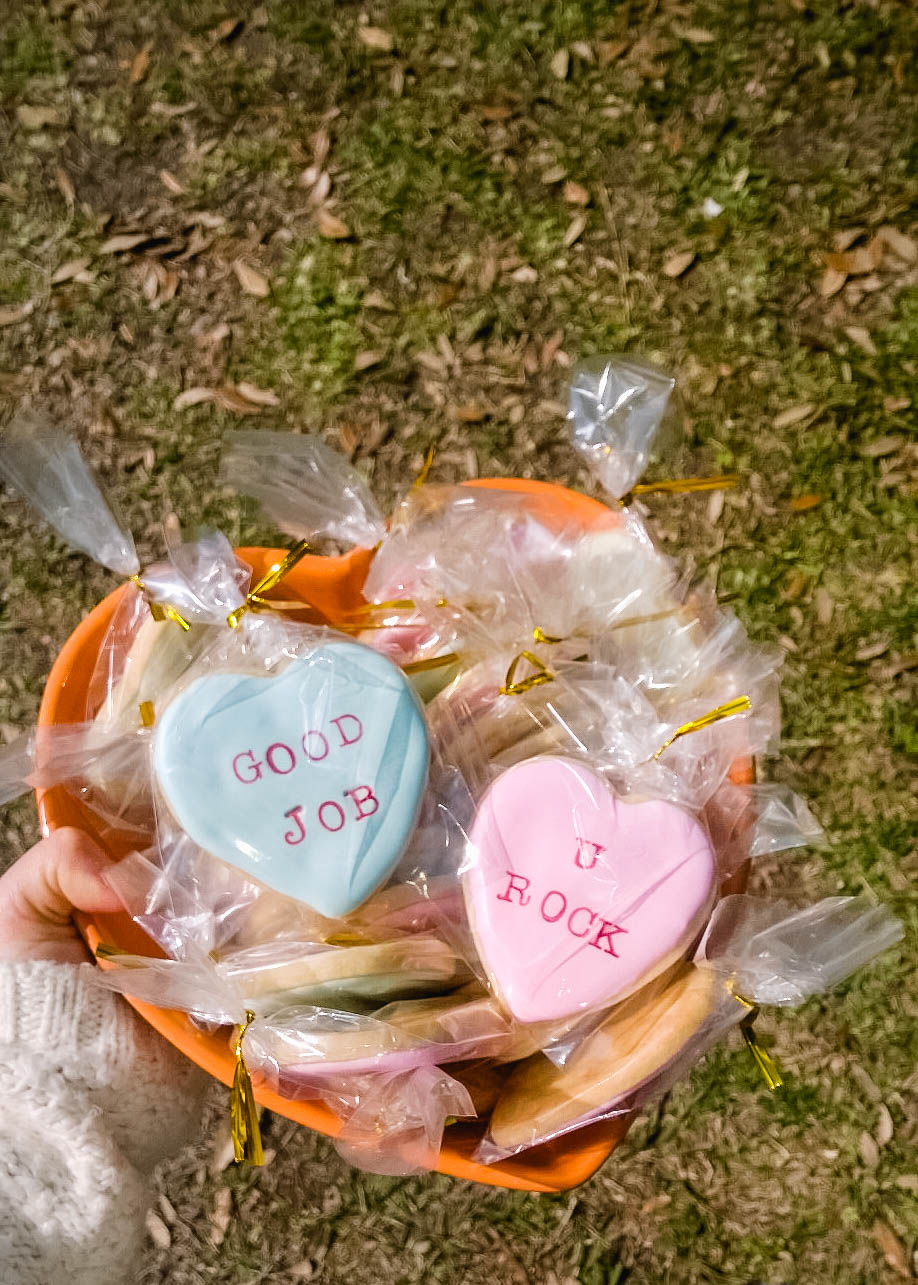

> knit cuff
[0,961,137,1074]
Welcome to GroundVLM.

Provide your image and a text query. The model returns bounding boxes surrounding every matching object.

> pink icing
[464,757,716,1023]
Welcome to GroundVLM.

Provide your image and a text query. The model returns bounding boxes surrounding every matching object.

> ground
[1,0,917,1281]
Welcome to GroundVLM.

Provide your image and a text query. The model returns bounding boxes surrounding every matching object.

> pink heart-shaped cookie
[464,757,716,1023]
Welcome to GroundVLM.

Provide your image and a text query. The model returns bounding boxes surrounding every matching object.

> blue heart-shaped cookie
[153,641,429,916]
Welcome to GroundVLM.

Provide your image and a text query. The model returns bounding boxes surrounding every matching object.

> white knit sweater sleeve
[0,961,211,1285]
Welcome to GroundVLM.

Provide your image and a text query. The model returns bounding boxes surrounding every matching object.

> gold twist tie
[128,574,191,631]
[227,540,313,629]
[625,473,740,503]
[500,650,555,696]
[734,993,784,1091]
[231,1010,264,1165]
[653,695,752,760]
[401,651,461,676]
[532,626,564,645]
[412,445,435,490]
[138,701,155,728]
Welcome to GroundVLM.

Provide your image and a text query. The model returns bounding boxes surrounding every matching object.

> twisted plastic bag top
[567,356,676,498]
[220,430,386,548]
[0,413,139,576]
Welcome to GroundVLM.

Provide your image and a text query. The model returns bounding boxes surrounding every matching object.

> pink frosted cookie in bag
[464,757,716,1024]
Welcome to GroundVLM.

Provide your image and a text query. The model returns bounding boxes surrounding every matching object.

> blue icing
[154,641,429,917]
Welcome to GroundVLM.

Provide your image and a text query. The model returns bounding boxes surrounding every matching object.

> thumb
[6,827,123,927]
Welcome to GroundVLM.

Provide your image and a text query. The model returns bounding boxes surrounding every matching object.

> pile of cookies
[0,359,900,1173]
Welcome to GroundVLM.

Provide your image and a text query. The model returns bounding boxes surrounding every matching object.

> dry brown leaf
[354,350,383,372]
[510,264,538,284]
[211,384,266,413]
[871,1221,910,1279]
[232,259,270,298]
[876,225,918,264]
[194,321,231,349]
[814,586,834,625]
[662,250,696,278]
[159,169,186,194]
[541,164,568,184]
[824,241,883,275]
[17,105,62,130]
[788,493,822,512]
[234,381,280,406]
[675,25,716,43]
[859,1131,880,1168]
[706,488,725,525]
[145,1210,171,1250]
[564,213,588,247]
[859,435,904,458]
[843,326,876,355]
[598,38,629,65]
[875,1104,894,1148]
[818,266,847,297]
[883,395,911,413]
[477,103,512,122]
[317,209,350,239]
[364,289,394,311]
[173,387,216,411]
[211,17,244,42]
[831,227,864,253]
[130,44,152,85]
[141,263,160,303]
[99,232,151,254]
[570,40,593,62]
[358,25,394,52]
[452,403,485,423]
[53,167,75,210]
[210,1187,232,1248]
[563,180,591,206]
[550,48,570,80]
[0,300,34,327]
[855,639,890,662]
[51,257,92,285]
[774,403,816,429]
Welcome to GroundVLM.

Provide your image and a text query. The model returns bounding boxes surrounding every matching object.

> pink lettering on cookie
[574,838,605,870]
[346,784,380,821]
[540,890,568,923]
[265,742,296,775]
[567,905,597,939]
[497,872,531,906]
[331,714,363,747]
[318,800,346,832]
[590,918,627,956]
[232,750,262,784]
[283,805,307,846]
[302,730,329,762]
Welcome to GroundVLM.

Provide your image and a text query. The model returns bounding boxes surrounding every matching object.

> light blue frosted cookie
[154,641,429,916]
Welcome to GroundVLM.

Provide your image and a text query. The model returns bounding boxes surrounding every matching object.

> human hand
[0,827,122,964]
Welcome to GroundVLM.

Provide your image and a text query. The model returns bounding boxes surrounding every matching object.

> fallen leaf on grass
[129,44,152,85]
[210,1187,232,1248]
[876,225,918,265]
[51,257,92,285]
[859,1131,880,1168]
[818,266,847,297]
[17,105,62,130]
[824,240,883,275]
[358,25,394,52]
[662,250,695,278]
[99,232,153,254]
[832,227,864,253]
[563,180,591,206]
[814,586,834,625]
[0,300,35,327]
[54,167,75,208]
[550,49,570,80]
[354,349,383,372]
[541,164,567,184]
[564,213,587,247]
[788,493,822,512]
[145,1210,171,1250]
[173,387,216,411]
[476,103,512,122]
[364,289,394,311]
[774,403,816,429]
[875,1104,894,1148]
[674,25,716,43]
[855,639,890,662]
[211,17,245,43]
[235,381,279,406]
[452,403,486,422]
[174,384,276,414]
[883,396,911,413]
[871,1221,910,1279]
[232,259,270,297]
[843,326,876,355]
[598,38,629,65]
[159,169,186,194]
[859,435,904,458]
[317,209,350,239]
